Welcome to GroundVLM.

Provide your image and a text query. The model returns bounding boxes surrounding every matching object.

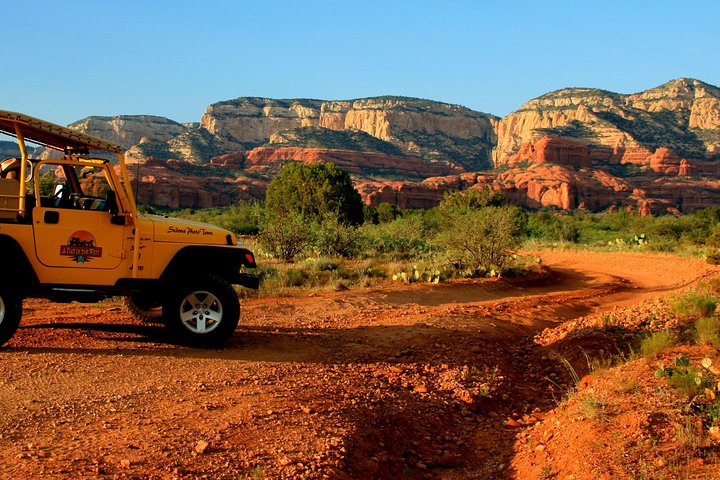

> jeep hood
[142,215,237,245]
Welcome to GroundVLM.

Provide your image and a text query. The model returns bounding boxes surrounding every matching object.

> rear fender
[0,234,39,294]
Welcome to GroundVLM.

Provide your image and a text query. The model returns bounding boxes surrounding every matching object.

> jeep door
[32,162,128,270]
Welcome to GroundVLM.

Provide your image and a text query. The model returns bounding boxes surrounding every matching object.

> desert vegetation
[518,278,720,478]
[156,162,720,296]
[7,161,720,478]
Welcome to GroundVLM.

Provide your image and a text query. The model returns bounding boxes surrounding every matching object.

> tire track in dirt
[0,251,717,479]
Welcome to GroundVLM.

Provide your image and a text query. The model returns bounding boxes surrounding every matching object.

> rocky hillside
[200,97,498,170]
[68,97,497,169]
[63,79,720,213]
[494,78,720,167]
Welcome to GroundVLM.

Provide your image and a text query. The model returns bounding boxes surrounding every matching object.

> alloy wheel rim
[179,291,222,334]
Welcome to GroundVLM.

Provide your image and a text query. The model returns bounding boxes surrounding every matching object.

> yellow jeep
[0,110,259,347]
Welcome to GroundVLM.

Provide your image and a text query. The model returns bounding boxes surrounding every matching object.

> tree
[376,202,400,223]
[265,162,364,226]
[439,188,505,216]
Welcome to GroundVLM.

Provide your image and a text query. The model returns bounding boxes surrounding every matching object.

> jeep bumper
[233,273,261,289]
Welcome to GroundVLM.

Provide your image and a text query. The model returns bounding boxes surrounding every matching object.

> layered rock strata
[63,79,720,213]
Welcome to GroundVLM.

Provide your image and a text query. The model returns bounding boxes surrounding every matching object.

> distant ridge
[58,79,720,214]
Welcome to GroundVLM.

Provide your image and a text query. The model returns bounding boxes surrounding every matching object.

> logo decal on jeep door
[60,231,103,263]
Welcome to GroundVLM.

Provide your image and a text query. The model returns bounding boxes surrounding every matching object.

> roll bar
[0,110,141,277]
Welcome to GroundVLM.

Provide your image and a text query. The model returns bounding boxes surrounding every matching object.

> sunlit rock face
[67,80,720,212]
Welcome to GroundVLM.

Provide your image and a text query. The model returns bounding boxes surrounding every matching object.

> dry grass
[640,330,675,359]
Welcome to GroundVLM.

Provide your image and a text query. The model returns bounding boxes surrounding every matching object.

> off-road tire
[163,274,240,348]
[0,288,22,347]
[122,295,163,323]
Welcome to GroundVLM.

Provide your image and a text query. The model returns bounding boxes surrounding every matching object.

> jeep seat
[0,178,19,220]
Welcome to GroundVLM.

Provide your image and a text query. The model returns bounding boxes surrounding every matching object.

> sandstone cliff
[70,115,188,149]
[200,98,323,152]
[494,78,720,168]
[70,96,497,170]
[62,79,720,214]
[200,96,498,170]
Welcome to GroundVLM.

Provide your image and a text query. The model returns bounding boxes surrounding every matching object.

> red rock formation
[125,158,266,209]
[127,149,720,214]
[506,136,592,168]
[244,147,464,179]
[612,145,654,166]
[648,148,682,175]
[679,159,691,176]
[491,164,634,211]
[357,173,489,209]
[209,152,245,167]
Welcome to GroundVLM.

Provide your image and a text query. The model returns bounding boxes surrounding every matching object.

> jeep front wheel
[0,288,22,346]
[163,275,240,347]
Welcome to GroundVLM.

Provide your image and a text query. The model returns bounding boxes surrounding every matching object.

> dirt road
[0,251,716,479]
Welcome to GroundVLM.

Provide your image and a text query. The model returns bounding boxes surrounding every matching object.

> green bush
[670,291,718,319]
[640,330,675,359]
[312,216,360,257]
[436,206,525,275]
[217,203,265,235]
[376,202,401,223]
[264,162,363,226]
[439,188,505,215]
[707,250,720,265]
[655,355,717,400]
[695,317,720,346]
[358,214,435,259]
[258,212,313,261]
[283,268,309,287]
[525,211,579,243]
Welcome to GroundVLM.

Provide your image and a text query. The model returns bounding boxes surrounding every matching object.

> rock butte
[66,78,720,213]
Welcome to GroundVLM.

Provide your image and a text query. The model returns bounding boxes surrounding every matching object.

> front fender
[160,245,259,288]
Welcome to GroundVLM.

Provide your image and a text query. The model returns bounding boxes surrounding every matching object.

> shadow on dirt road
[2,252,716,479]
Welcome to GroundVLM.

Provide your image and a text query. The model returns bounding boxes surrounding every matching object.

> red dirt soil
[0,250,717,479]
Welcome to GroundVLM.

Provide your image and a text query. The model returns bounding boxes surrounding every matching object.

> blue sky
[3,0,718,125]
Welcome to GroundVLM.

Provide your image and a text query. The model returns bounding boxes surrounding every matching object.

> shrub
[436,206,524,275]
[695,317,720,346]
[312,216,360,257]
[706,249,720,265]
[376,202,401,223]
[439,188,505,216]
[655,355,717,400]
[363,205,379,224]
[218,203,264,235]
[525,211,578,243]
[708,224,720,249]
[579,394,608,422]
[258,212,313,261]
[358,214,435,259]
[640,330,674,359]
[283,268,309,287]
[670,291,718,319]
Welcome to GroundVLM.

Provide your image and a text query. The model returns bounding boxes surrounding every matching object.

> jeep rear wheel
[163,275,240,347]
[0,289,22,347]
[122,295,163,323]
